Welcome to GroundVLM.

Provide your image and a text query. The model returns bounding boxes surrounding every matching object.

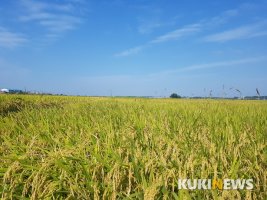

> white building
[0,88,9,93]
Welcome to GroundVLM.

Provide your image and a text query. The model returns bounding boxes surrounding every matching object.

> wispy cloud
[203,21,267,42]
[152,56,267,77]
[114,46,145,57]
[150,23,201,44]
[202,9,239,27]
[114,5,241,57]
[137,14,177,35]
[179,56,267,71]
[19,0,85,37]
[114,2,264,57]
[114,8,237,56]
[0,27,27,48]
[39,15,82,32]
[115,23,201,57]
[74,56,267,96]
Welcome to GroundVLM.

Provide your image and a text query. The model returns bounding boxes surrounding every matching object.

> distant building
[9,89,24,94]
[0,88,26,94]
[0,88,9,93]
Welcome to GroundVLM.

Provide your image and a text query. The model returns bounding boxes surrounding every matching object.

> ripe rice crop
[0,95,266,199]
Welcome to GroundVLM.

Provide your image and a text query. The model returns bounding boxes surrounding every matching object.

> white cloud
[203,21,267,42]
[0,27,27,48]
[114,7,239,56]
[150,23,201,44]
[152,57,267,77]
[114,45,145,57]
[179,57,267,71]
[20,0,47,12]
[20,0,74,12]
[75,56,267,96]
[19,12,56,21]
[114,6,240,57]
[39,16,81,32]
[203,9,239,27]
[113,2,264,57]
[19,0,85,36]
[114,23,201,57]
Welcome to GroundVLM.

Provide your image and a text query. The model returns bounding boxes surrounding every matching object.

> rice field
[0,94,266,199]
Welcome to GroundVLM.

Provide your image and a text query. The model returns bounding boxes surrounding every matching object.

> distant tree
[170,93,181,98]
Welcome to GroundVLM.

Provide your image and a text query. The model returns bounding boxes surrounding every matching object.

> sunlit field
[0,95,266,199]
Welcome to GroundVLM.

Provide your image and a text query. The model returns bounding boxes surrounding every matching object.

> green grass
[0,94,266,199]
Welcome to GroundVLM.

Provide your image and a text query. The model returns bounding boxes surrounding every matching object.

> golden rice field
[0,94,266,199]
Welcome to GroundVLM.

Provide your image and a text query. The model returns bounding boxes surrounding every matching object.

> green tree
[170,93,181,98]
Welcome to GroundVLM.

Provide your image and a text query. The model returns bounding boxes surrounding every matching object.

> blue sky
[0,0,267,97]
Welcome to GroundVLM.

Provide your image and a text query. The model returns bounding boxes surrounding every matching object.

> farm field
[0,95,266,199]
